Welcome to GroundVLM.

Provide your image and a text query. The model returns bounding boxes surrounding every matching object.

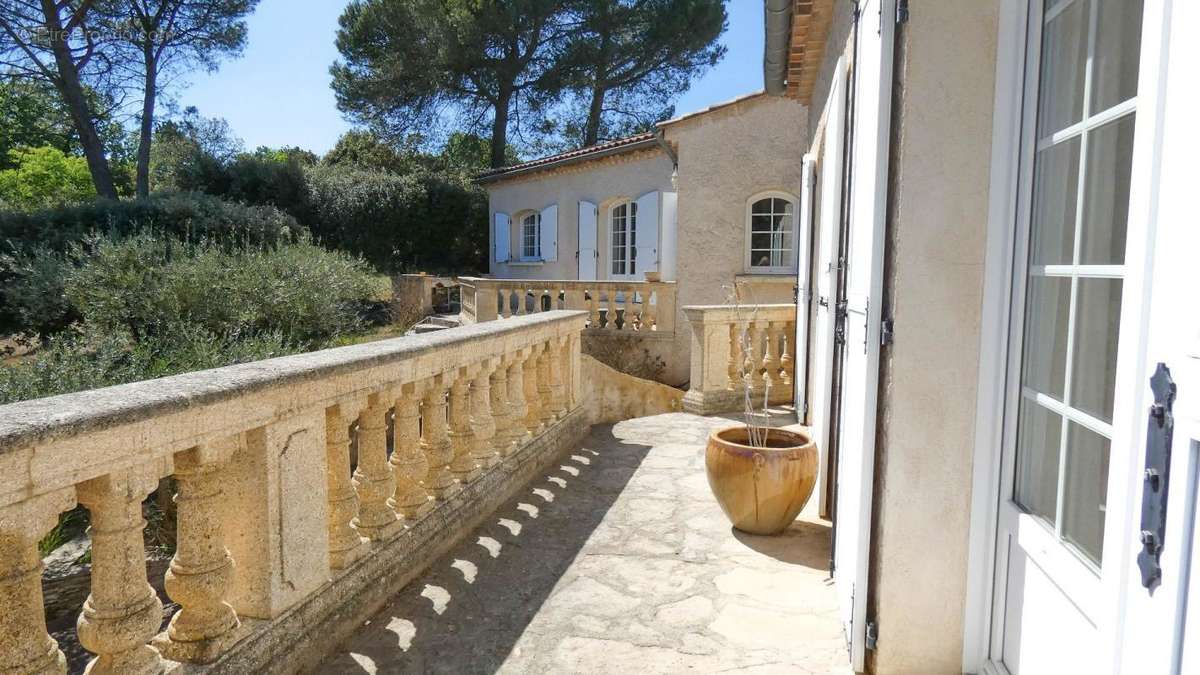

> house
[471,92,809,385]
[2,1,1196,674]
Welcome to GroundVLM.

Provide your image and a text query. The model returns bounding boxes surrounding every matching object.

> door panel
[579,201,598,280]
[794,155,817,419]
[832,1,894,669]
[810,57,846,518]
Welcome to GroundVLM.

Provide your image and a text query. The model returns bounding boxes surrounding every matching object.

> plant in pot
[704,284,818,535]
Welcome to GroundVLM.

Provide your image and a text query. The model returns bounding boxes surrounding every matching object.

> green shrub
[0,247,77,336]
[0,191,301,255]
[0,324,296,405]
[66,234,379,347]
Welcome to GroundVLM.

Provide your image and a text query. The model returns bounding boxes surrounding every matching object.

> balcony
[0,308,842,674]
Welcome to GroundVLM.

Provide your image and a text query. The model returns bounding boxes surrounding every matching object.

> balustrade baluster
[154,441,240,663]
[76,465,167,675]
[351,395,400,540]
[537,342,556,425]
[745,321,765,396]
[0,488,75,675]
[588,290,600,328]
[605,290,616,329]
[622,289,635,330]
[471,361,499,468]
[780,323,795,389]
[507,350,532,446]
[644,289,658,330]
[420,375,460,498]
[763,322,781,394]
[325,403,367,569]
[523,346,545,434]
[390,382,434,518]
[549,336,568,418]
[490,358,516,458]
[448,370,479,484]
[499,288,511,319]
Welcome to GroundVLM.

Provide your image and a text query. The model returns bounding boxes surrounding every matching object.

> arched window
[610,200,638,278]
[746,193,798,273]
[520,211,541,260]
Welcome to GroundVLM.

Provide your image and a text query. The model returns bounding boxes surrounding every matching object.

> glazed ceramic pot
[705,425,818,535]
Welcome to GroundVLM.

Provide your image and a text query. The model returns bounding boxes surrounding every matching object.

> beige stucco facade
[482,94,809,386]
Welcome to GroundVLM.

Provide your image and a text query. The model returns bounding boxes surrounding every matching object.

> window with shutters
[745,193,798,273]
[520,212,541,260]
[610,200,638,278]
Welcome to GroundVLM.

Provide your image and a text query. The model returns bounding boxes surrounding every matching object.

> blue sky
[176,0,764,156]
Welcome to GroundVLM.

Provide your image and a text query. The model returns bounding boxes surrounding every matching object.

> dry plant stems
[722,282,772,448]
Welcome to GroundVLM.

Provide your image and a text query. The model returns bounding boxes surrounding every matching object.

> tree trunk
[136,52,157,199]
[583,85,606,147]
[39,1,118,199]
[490,90,512,169]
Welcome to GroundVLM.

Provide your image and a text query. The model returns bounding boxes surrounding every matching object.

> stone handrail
[458,277,676,335]
[0,311,587,674]
[681,304,798,415]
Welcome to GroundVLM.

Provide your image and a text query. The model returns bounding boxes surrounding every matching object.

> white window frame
[745,191,800,274]
[518,211,541,261]
[609,199,638,279]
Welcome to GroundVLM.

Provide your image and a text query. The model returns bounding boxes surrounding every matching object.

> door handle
[1138,362,1176,591]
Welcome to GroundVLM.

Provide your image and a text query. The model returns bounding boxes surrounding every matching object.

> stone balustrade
[681,304,798,415]
[458,277,676,334]
[0,311,588,674]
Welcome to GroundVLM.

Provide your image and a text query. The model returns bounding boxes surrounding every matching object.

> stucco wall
[485,150,674,281]
[868,3,999,674]
[664,94,809,385]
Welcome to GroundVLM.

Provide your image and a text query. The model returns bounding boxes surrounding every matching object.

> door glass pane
[1015,399,1063,525]
[1091,0,1143,113]
[1021,276,1070,402]
[1062,422,1110,564]
[1080,116,1136,265]
[1069,278,1123,423]
[1030,137,1080,265]
[1038,0,1088,134]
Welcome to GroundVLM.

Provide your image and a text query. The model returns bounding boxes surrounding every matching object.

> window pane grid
[1013,0,1141,566]
[748,197,795,270]
[610,202,636,277]
[521,213,540,259]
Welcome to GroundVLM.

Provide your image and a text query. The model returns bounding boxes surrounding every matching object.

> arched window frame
[516,209,541,261]
[745,190,800,274]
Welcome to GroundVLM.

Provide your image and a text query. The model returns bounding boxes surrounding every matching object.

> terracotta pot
[705,425,818,535]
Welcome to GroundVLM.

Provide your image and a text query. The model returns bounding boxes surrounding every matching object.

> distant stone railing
[681,304,797,415]
[458,277,677,335]
[0,311,587,674]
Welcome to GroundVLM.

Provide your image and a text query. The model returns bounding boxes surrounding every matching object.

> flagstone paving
[317,412,851,674]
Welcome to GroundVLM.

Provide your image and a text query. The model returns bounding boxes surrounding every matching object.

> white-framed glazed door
[986,0,1160,672]
[794,154,817,420]
[809,55,846,518]
[1112,0,1200,671]
[607,199,640,281]
[832,0,893,670]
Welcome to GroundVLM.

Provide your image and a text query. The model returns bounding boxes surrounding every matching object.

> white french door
[832,0,894,670]
[809,56,846,519]
[984,0,1180,672]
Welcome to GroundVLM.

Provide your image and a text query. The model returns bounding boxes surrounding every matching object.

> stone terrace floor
[317,412,852,674]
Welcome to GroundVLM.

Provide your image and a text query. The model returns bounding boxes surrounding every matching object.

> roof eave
[474,137,663,186]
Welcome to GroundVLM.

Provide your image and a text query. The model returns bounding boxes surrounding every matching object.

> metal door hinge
[880,317,894,346]
[833,301,849,346]
[865,621,878,650]
[896,0,909,24]
[1138,363,1176,591]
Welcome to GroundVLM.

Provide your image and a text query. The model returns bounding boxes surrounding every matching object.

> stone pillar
[0,488,75,675]
[507,352,531,447]
[448,370,479,484]
[326,403,367,569]
[548,336,567,419]
[154,442,240,663]
[391,382,434,519]
[490,358,516,458]
[727,322,742,391]
[536,343,555,427]
[523,346,544,434]
[352,394,401,541]
[76,464,168,675]
[422,375,461,498]
[470,360,499,469]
